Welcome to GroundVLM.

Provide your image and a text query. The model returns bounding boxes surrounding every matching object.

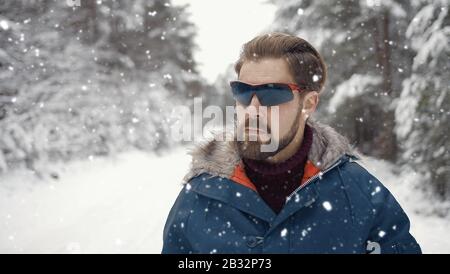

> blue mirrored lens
[230,81,254,105]
[230,82,294,106]
[256,84,294,106]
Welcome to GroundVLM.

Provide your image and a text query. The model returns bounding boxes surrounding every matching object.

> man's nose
[247,94,266,121]
[248,94,261,108]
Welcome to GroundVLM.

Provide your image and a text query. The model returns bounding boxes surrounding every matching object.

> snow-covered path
[0,148,449,253]
[0,148,189,253]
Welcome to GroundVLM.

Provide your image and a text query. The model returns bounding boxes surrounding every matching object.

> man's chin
[236,140,278,161]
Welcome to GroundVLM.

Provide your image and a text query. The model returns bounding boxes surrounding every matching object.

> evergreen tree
[395,0,449,198]
[0,0,205,175]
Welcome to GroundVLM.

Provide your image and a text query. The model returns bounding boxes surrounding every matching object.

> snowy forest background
[0,0,449,253]
[0,0,208,171]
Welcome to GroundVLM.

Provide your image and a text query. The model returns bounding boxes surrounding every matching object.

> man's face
[235,58,305,160]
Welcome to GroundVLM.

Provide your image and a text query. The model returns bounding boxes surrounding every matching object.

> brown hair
[234,32,327,93]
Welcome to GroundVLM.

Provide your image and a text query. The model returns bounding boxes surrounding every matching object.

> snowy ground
[0,147,449,253]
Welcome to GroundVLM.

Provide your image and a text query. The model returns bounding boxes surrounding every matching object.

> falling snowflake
[301,229,308,237]
[280,228,288,237]
[371,186,381,196]
[0,20,9,30]
[322,201,332,211]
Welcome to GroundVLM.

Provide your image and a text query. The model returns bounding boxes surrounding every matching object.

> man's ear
[302,91,319,118]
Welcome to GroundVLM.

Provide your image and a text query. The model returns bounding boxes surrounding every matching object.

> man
[162,32,421,254]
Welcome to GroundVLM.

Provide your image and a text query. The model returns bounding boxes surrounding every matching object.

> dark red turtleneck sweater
[243,124,313,214]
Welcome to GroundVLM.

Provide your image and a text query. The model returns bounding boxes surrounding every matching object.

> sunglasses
[229,81,305,106]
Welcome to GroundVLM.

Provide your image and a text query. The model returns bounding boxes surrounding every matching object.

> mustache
[243,117,271,134]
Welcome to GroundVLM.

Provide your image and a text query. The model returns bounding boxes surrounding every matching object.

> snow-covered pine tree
[395,0,449,198]
[0,0,205,175]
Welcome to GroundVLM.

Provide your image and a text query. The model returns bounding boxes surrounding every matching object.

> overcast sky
[172,0,277,83]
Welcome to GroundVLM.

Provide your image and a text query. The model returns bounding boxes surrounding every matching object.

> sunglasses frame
[229,80,306,106]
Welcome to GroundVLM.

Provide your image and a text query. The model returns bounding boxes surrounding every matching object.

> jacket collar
[188,154,356,227]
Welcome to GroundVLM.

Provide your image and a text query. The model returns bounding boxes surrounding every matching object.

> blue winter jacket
[162,119,422,254]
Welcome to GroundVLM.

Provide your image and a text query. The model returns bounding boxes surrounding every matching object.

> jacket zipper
[285,158,343,203]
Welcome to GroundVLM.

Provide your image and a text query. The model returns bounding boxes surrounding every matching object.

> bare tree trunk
[371,10,398,161]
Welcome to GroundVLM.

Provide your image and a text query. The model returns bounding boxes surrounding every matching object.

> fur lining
[183,117,361,183]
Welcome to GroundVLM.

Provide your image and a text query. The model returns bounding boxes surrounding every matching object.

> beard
[236,106,302,161]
